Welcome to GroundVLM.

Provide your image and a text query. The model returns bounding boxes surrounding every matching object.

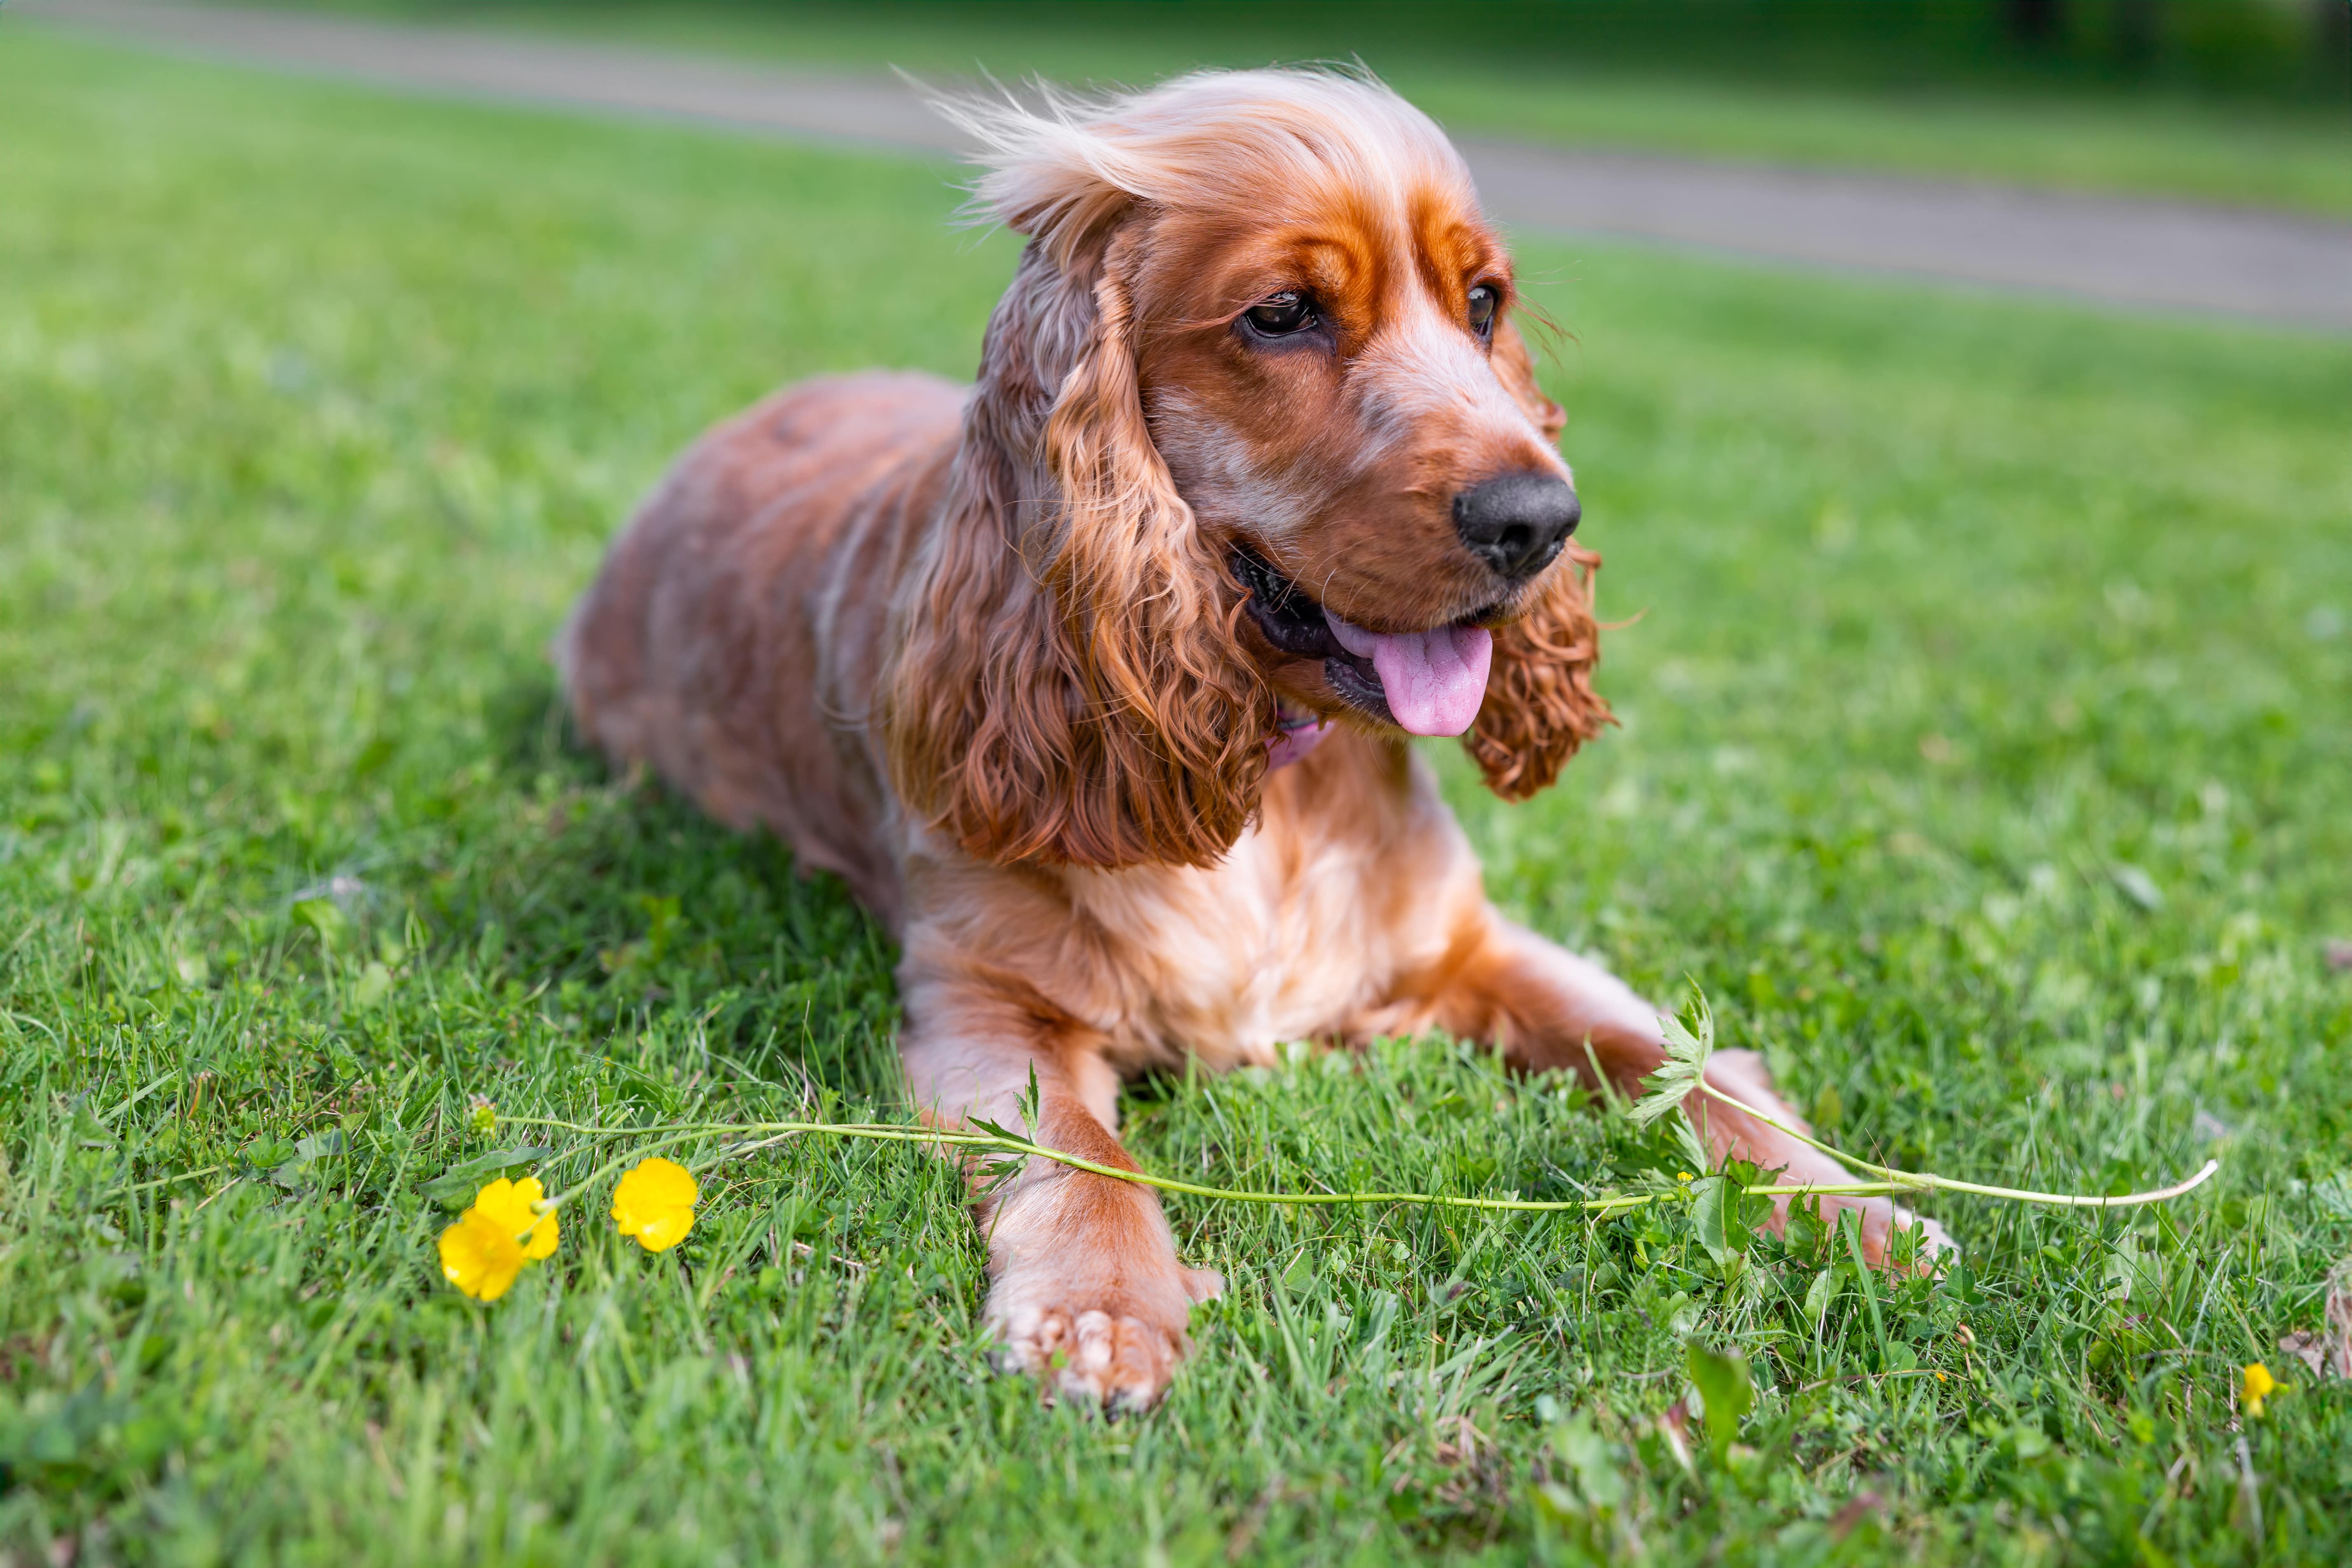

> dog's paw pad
[989,1302,1182,1411]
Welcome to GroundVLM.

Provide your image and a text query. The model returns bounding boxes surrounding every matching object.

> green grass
[282,0,2352,217]
[5,26,2352,1567]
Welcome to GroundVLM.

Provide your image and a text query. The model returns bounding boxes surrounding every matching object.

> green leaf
[970,1156,1026,1198]
[245,1136,294,1170]
[1016,1062,1042,1131]
[635,893,682,962]
[1670,1112,1710,1180]
[293,1130,347,1161]
[1784,1194,1829,1265]
[1549,1410,1626,1511]
[293,897,350,951]
[269,1130,351,1192]
[422,1147,555,1209]
[962,1117,1031,1197]
[964,1115,1031,1148]
[1685,1341,1755,1463]
[1803,1264,1838,1325]
[1630,988,1714,1127]
[352,961,393,1009]
[1689,1175,1757,1268]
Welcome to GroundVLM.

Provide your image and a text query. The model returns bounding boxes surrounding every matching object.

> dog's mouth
[1231,545,1497,737]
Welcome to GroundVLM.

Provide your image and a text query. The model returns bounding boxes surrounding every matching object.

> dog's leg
[899,975,1221,1409]
[1431,914,1952,1265]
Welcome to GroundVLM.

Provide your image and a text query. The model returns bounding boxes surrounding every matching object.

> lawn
[294,0,2352,218]
[4,25,2352,1568]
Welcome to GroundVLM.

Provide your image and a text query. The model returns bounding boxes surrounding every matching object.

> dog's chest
[1071,796,1473,1073]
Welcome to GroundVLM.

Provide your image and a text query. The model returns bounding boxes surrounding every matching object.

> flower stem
[1691,1080,2220,1208]
[504,1095,2218,1218]
[534,1126,717,1215]
[500,1114,1960,1219]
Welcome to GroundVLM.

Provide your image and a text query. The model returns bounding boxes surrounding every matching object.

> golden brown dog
[560,69,1945,1408]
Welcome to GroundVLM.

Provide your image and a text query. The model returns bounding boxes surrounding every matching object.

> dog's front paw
[1762,1149,1958,1271]
[984,1261,1221,1411]
[1881,1213,1957,1260]
[1888,1203,1958,1265]
[987,1301,1179,1411]
[1827,1192,1958,1271]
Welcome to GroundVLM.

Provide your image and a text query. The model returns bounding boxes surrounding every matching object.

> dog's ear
[1466,539,1611,800]
[1034,228,1272,861]
[1490,314,1566,443]
[879,225,1269,869]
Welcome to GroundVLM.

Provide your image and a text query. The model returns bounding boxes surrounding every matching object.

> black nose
[1452,471,1580,580]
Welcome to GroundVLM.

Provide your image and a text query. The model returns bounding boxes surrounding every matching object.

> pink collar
[1266,703,1332,771]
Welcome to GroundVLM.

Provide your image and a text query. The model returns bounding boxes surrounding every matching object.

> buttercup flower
[612,1156,699,1252]
[438,1176,557,1301]
[478,1176,560,1259]
[439,1208,526,1301]
[2242,1362,2278,1419]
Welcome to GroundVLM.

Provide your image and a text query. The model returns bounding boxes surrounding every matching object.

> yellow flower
[1676,1171,1695,1183]
[2242,1362,2278,1419]
[439,1208,526,1301]
[612,1157,698,1252]
[438,1177,557,1301]
[478,1176,560,1260]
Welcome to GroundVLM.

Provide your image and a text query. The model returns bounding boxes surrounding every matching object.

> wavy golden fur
[562,67,1943,1410]
[877,224,1272,869]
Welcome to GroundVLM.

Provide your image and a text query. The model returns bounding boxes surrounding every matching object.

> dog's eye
[1466,284,1498,338]
[1243,291,1316,338]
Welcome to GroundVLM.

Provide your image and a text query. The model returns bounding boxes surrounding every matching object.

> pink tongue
[1324,610,1493,736]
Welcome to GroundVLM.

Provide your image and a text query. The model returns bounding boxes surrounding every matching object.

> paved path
[21,0,2352,329]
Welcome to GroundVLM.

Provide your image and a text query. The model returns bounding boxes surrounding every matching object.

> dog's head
[881,69,1611,870]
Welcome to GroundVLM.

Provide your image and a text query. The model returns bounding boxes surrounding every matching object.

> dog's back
[558,370,964,920]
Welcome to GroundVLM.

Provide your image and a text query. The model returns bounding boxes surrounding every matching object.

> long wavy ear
[1036,227,1271,859]
[878,222,1269,868]
[1468,541,1611,800]
[1465,314,1612,800]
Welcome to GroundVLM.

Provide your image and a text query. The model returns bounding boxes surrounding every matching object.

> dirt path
[21,0,2352,329]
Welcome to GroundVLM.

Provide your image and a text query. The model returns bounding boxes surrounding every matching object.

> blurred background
[269,0,2352,210]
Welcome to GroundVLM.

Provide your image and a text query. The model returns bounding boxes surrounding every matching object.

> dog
[559,68,1946,1409]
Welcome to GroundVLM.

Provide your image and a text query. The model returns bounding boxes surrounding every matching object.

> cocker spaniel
[560,68,1945,1408]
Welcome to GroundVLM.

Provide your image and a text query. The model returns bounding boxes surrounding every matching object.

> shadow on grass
[470,666,908,1105]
